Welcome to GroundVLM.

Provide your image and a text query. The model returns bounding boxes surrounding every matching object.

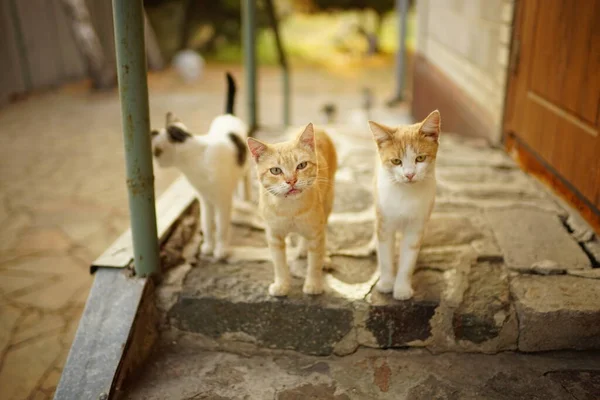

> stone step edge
[168,291,521,356]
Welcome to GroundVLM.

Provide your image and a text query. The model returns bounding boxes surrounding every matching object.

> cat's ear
[247,137,269,161]
[297,123,316,152]
[167,125,191,143]
[166,112,181,126]
[419,110,441,141]
[368,121,394,147]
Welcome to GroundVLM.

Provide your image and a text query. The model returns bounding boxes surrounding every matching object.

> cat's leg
[266,229,290,296]
[303,232,325,295]
[394,227,424,300]
[375,216,395,293]
[213,198,232,260]
[199,196,215,256]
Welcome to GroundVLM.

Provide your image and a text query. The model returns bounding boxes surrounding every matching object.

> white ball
[172,49,204,82]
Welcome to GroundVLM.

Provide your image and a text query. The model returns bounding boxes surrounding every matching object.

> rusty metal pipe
[112,0,160,276]
[242,0,258,133]
[265,0,291,127]
[389,0,409,105]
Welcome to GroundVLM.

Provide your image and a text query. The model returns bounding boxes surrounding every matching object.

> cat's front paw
[268,281,290,297]
[200,242,214,256]
[376,277,394,293]
[213,244,230,260]
[393,283,414,301]
[302,279,324,295]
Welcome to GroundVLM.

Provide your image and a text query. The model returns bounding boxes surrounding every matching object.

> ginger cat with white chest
[247,124,337,296]
[369,110,441,300]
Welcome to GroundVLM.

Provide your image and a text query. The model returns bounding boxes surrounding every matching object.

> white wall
[416,0,514,142]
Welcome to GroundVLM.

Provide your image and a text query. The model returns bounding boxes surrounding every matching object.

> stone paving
[125,337,600,400]
[158,122,600,358]
[118,120,600,398]
[0,64,398,399]
[4,61,600,398]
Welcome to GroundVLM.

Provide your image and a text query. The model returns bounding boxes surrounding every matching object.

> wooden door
[504,0,600,217]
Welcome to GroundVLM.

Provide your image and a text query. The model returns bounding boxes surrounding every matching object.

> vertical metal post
[282,62,290,127]
[265,0,290,126]
[112,0,160,277]
[242,0,258,133]
[390,0,409,105]
[8,0,32,90]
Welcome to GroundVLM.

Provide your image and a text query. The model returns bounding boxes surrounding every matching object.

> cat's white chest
[377,171,436,225]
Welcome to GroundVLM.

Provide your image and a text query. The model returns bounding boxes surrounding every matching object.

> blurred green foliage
[144,0,414,65]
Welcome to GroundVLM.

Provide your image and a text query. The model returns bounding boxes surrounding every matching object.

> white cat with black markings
[151,72,250,260]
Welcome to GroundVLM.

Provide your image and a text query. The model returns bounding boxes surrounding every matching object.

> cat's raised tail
[225,72,236,115]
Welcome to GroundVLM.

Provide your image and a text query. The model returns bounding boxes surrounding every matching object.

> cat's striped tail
[225,72,236,115]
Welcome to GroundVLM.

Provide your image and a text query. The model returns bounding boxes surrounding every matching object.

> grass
[207,8,416,68]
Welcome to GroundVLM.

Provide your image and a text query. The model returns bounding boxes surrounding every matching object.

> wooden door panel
[551,107,598,202]
[530,0,600,124]
[529,0,569,106]
[582,4,600,126]
[505,0,600,213]
[521,93,598,202]
[565,1,600,123]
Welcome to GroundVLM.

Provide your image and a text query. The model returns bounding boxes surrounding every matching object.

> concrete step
[159,130,600,356]
[163,221,600,355]
[122,338,600,400]
[169,255,438,356]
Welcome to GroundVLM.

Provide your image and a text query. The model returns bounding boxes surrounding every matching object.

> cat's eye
[297,161,308,170]
[416,155,427,162]
[270,167,282,175]
[391,158,402,165]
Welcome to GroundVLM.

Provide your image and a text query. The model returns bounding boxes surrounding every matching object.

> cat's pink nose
[286,177,297,186]
[405,173,415,181]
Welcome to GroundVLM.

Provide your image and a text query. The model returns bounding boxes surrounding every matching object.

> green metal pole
[112,0,160,277]
[8,0,32,91]
[389,0,409,105]
[264,0,291,127]
[283,65,290,127]
[242,0,258,133]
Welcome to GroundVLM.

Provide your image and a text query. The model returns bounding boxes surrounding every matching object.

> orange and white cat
[247,124,337,296]
[369,111,441,300]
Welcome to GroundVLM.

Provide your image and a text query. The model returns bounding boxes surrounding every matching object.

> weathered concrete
[169,260,355,355]
[510,275,600,351]
[122,339,600,400]
[328,221,373,253]
[333,182,373,213]
[160,125,600,357]
[366,289,437,348]
[452,263,518,347]
[0,64,403,398]
[168,243,449,355]
[584,239,600,266]
[545,370,600,400]
[486,206,591,271]
[422,213,484,247]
